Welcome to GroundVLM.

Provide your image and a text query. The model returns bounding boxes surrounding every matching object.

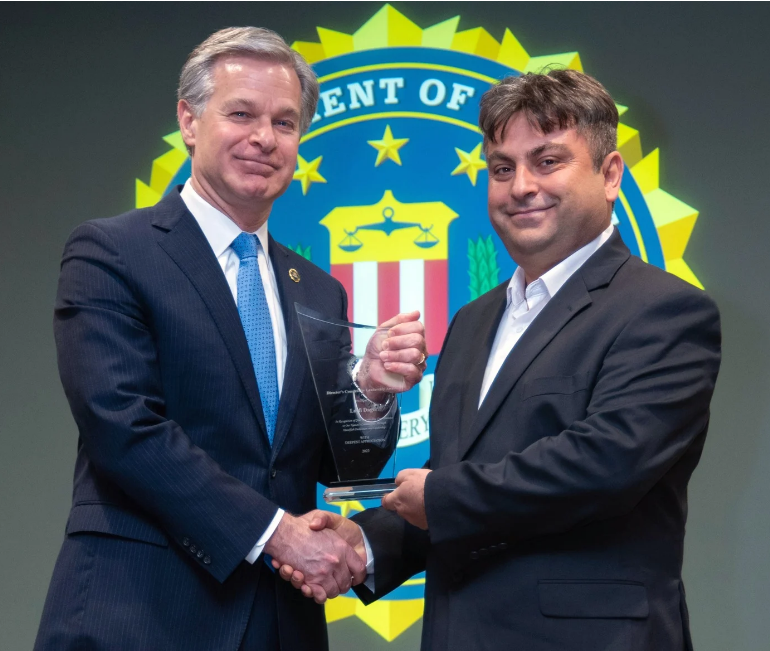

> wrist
[352,359,394,406]
[264,512,297,557]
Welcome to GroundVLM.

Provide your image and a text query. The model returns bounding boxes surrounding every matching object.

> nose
[249,116,277,152]
[510,165,538,201]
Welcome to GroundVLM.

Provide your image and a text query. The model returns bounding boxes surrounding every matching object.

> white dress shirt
[180,180,285,564]
[363,224,615,590]
[479,224,614,406]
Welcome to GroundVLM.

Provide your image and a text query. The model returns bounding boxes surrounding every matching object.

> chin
[511,231,556,256]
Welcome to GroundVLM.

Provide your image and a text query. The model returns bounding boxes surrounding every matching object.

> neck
[190,173,270,233]
[517,222,611,285]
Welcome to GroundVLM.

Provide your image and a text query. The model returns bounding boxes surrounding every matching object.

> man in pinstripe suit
[35,27,427,651]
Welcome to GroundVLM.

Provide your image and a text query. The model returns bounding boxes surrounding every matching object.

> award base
[324,478,397,503]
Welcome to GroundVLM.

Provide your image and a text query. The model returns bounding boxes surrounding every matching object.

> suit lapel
[267,236,309,460]
[455,284,508,455]
[456,231,631,461]
[151,192,270,445]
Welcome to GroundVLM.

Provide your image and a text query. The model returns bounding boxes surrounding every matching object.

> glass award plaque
[296,303,400,503]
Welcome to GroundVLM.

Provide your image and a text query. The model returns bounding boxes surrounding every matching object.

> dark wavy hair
[479,69,619,170]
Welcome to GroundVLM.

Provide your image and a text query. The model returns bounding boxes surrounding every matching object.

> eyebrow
[486,142,572,166]
[527,143,571,159]
[486,151,515,166]
[221,98,257,113]
[220,98,300,121]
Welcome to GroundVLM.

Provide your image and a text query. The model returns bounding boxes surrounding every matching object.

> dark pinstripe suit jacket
[36,189,342,650]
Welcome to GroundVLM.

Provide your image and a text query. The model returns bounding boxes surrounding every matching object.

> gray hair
[479,69,618,171]
[178,26,319,135]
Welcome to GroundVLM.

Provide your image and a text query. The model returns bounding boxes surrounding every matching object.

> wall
[1,3,769,649]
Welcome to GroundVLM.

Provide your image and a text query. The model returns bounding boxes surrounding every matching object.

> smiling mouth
[508,205,555,217]
[235,157,277,170]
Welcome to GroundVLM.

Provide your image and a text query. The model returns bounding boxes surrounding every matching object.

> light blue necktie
[231,233,279,445]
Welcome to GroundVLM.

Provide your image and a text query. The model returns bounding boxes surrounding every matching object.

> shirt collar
[506,223,615,308]
[180,180,270,258]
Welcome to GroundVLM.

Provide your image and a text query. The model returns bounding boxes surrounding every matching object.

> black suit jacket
[354,232,721,651]
[36,189,344,651]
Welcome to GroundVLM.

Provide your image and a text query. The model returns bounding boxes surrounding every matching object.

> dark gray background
[2,2,768,649]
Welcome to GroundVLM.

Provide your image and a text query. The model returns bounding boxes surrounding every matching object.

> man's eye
[231,111,249,118]
[540,158,557,167]
[275,120,294,129]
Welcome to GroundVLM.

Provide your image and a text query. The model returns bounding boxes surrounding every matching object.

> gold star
[334,500,365,518]
[451,143,487,186]
[293,154,327,195]
[367,125,409,166]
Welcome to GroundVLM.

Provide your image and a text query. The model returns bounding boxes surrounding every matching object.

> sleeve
[352,507,430,604]
[424,285,721,567]
[54,222,281,583]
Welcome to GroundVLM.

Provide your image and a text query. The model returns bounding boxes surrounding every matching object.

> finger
[382,491,396,510]
[379,347,426,364]
[330,558,352,596]
[272,558,281,570]
[395,470,410,485]
[308,583,328,603]
[378,310,420,329]
[347,551,366,586]
[301,584,314,599]
[279,564,294,581]
[291,570,305,585]
[381,332,425,352]
[322,576,341,600]
[385,320,425,338]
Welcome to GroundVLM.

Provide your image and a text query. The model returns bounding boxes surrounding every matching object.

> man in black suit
[280,70,721,650]
[35,27,426,651]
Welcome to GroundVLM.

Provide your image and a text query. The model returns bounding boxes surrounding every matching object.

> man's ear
[602,151,624,202]
[177,100,197,152]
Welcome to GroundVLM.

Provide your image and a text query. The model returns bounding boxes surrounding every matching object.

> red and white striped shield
[321,190,458,357]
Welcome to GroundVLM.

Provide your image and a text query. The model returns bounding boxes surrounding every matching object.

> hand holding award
[296,304,427,502]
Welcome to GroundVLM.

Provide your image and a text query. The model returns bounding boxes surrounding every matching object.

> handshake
[264,509,364,604]
[263,468,431,603]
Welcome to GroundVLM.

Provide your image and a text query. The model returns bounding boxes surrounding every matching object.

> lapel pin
[289,268,301,283]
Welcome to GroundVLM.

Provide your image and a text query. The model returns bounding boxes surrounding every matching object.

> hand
[274,511,366,602]
[356,311,427,399]
[264,512,365,604]
[382,468,431,530]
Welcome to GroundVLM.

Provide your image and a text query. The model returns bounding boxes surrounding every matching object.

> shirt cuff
[361,526,376,592]
[245,508,285,564]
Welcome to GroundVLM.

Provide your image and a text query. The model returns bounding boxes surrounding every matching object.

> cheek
[281,139,300,163]
[487,183,508,208]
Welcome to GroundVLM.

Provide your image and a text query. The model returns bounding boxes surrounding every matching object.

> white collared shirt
[179,180,286,562]
[479,224,615,406]
[180,180,287,394]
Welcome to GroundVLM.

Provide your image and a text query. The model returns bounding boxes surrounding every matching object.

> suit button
[470,551,479,560]
[182,538,190,547]
[489,544,497,553]
[499,542,508,550]
[190,545,197,554]
[203,556,211,565]
[270,469,277,478]
[479,547,489,557]
[197,550,204,559]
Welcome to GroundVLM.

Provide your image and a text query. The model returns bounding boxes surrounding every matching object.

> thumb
[308,510,337,530]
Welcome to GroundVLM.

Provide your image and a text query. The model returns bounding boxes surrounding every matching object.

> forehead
[209,55,301,97]
[490,113,584,149]
[490,112,588,155]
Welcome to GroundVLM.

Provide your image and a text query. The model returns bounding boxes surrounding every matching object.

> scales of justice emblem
[321,190,457,359]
